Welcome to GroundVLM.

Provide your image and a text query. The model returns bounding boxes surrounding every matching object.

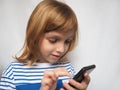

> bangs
[46,16,78,33]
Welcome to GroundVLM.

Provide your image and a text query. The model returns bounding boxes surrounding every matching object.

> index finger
[54,68,72,77]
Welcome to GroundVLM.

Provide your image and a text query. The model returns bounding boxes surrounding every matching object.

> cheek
[65,46,70,53]
[39,40,53,54]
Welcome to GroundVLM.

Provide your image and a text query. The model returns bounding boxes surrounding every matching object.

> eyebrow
[46,35,61,40]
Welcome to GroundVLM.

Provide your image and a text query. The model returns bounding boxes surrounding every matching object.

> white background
[0,0,120,90]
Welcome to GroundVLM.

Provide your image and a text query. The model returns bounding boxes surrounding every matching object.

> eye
[48,38,58,43]
[65,39,72,45]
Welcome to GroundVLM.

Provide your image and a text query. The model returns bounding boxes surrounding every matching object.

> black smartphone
[64,64,96,89]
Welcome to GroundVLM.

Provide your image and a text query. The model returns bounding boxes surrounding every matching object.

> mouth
[52,54,61,58]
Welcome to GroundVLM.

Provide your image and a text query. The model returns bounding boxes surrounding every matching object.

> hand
[40,68,72,90]
[61,72,90,90]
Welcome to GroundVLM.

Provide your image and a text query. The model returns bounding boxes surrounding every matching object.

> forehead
[44,30,74,39]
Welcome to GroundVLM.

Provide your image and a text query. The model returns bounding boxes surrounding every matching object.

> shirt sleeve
[0,63,16,90]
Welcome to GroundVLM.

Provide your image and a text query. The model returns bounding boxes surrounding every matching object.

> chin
[49,59,59,64]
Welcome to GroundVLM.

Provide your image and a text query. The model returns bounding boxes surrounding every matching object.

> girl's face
[38,30,74,64]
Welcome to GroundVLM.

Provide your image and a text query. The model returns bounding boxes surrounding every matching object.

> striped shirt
[0,61,75,90]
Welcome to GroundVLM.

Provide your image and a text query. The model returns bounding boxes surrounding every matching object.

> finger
[40,85,50,90]
[44,70,57,81]
[62,82,75,90]
[76,72,90,89]
[60,88,64,90]
[41,70,58,90]
[42,77,54,85]
[69,79,84,89]
[54,68,72,77]
[83,72,90,85]
[62,72,90,90]
[41,78,56,90]
[41,75,57,90]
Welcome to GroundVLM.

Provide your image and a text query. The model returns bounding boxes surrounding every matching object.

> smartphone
[64,64,96,89]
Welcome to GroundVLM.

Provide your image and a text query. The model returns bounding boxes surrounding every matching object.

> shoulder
[2,61,24,75]
[4,61,24,69]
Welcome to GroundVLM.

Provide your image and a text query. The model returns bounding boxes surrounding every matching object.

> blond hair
[15,0,78,65]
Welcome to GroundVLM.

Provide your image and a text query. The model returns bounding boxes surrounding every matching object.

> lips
[52,54,60,58]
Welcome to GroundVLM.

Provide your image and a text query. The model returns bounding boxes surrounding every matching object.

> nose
[56,43,65,53]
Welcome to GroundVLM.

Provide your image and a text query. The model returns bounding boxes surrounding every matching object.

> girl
[0,0,90,90]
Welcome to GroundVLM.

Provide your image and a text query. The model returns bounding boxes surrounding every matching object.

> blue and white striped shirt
[0,61,75,90]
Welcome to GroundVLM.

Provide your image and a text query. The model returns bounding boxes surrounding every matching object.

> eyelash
[49,39,58,43]
[65,40,72,44]
[49,39,72,44]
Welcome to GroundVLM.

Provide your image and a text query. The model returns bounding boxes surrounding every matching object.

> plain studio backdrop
[0,0,120,90]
